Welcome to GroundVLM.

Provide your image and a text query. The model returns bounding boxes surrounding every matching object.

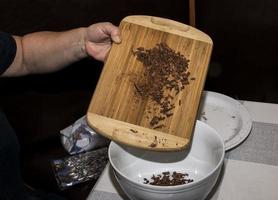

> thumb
[101,22,121,43]
[112,34,121,43]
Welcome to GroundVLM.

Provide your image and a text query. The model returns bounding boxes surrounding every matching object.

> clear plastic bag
[60,116,110,155]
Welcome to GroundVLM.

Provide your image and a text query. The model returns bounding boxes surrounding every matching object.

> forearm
[2,22,120,77]
[23,27,88,74]
[3,28,88,76]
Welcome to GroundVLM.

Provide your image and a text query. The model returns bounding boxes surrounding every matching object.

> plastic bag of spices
[60,116,110,155]
[52,147,108,190]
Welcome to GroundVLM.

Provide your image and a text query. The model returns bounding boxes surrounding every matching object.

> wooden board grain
[87,15,213,151]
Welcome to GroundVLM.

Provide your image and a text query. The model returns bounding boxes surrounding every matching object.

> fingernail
[114,36,121,43]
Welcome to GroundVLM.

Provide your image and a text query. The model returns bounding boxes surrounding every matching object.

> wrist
[77,27,89,59]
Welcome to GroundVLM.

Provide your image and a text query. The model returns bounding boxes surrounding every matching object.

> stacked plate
[197,91,252,151]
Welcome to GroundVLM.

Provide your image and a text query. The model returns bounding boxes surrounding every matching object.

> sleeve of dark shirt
[0,32,17,75]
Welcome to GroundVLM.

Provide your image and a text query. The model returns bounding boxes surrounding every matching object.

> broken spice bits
[143,171,194,186]
[133,43,191,128]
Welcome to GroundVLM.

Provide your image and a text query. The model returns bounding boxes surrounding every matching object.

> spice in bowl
[143,171,194,186]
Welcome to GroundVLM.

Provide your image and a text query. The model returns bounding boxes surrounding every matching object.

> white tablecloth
[87,100,278,200]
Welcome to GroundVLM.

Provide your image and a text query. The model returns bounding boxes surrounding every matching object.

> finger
[101,22,121,43]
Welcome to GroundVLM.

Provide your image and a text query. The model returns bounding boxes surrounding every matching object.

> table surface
[87,100,278,200]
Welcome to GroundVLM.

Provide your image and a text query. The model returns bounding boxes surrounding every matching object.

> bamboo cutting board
[87,15,213,151]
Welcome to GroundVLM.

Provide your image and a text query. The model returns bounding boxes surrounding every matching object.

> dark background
[0,0,277,199]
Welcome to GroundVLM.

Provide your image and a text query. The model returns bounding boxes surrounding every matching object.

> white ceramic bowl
[108,120,225,200]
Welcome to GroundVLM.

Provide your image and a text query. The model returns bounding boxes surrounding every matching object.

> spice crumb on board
[149,143,157,148]
[133,42,191,128]
[130,129,138,133]
[153,124,165,129]
[149,135,158,148]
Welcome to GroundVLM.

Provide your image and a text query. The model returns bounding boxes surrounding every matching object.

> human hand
[84,22,121,61]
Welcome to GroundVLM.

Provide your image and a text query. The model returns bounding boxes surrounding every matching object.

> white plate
[197,91,252,151]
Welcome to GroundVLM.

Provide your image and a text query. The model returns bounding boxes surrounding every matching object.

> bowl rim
[108,120,225,190]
